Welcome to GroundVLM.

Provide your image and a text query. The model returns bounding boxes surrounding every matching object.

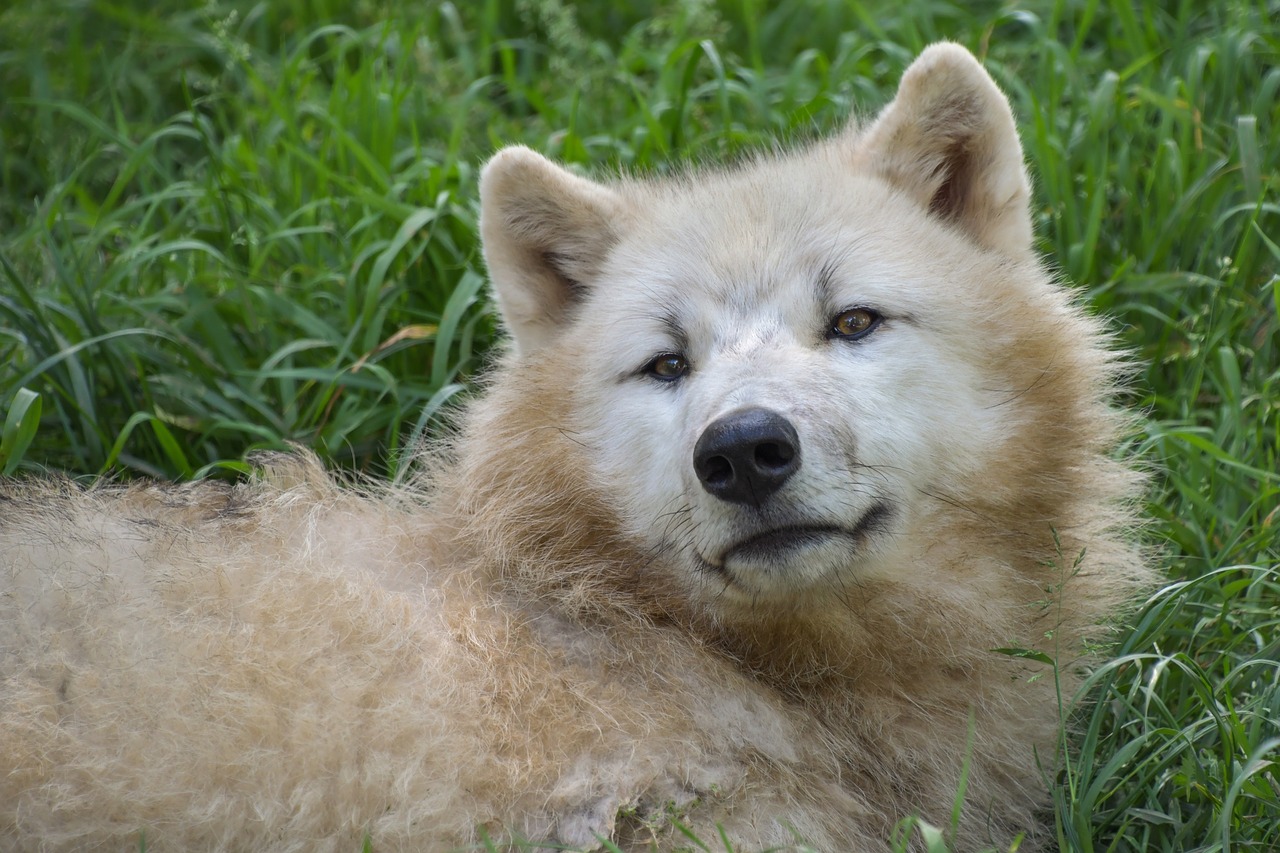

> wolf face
[481,44,1057,605]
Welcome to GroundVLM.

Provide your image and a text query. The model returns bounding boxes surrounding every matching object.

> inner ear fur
[852,42,1033,254]
[479,146,624,356]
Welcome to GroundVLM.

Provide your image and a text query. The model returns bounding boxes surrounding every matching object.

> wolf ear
[852,43,1032,254]
[479,146,624,356]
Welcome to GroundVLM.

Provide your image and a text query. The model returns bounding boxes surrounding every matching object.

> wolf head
[476,44,1120,612]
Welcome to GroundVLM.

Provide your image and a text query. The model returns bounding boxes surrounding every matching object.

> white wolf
[1,44,1152,851]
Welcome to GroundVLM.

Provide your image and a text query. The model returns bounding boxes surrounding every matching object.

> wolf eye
[828,308,881,341]
[644,353,689,381]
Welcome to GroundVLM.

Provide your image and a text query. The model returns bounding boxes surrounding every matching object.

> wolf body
[1,44,1152,851]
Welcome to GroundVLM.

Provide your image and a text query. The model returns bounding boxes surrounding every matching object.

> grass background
[1,0,1276,850]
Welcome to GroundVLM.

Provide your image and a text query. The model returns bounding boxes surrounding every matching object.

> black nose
[693,408,801,506]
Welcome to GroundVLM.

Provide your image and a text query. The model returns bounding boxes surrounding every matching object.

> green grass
[1,0,1277,850]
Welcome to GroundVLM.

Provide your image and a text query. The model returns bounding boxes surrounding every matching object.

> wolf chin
[1,44,1152,852]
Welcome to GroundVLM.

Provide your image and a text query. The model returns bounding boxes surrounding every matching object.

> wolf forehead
[603,166,925,307]
[499,145,983,288]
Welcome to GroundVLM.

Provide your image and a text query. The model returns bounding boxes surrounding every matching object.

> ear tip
[486,144,542,166]
[914,41,983,67]
[481,146,549,192]
[894,42,1019,132]
[909,41,984,75]
[902,41,999,93]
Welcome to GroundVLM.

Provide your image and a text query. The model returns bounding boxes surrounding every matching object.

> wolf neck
[439,367,685,621]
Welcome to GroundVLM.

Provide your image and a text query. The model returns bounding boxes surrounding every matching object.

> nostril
[701,455,733,487]
[754,441,794,471]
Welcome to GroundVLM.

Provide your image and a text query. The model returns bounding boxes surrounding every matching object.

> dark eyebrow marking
[814,252,919,328]
[659,310,689,354]
[815,257,840,308]
[615,310,692,385]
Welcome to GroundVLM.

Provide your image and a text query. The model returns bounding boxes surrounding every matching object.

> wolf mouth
[711,502,894,568]
[725,525,850,562]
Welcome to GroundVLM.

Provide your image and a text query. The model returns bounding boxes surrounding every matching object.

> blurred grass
[1,0,1277,850]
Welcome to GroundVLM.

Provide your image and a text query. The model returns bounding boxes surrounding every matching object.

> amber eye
[644,353,689,381]
[829,308,881,340]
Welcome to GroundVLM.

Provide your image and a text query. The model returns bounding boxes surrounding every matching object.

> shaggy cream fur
[1,44,1154,852]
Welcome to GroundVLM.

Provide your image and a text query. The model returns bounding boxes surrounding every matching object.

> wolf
[1,43,1152,852]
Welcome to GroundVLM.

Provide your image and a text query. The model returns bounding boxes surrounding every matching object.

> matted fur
[1,44,1154,852]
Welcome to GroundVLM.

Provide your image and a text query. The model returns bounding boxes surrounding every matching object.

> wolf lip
[720,503,893,566]
[725,525,849,562]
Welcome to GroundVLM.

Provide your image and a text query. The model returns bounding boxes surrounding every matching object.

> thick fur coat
[1,44,1154,851]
